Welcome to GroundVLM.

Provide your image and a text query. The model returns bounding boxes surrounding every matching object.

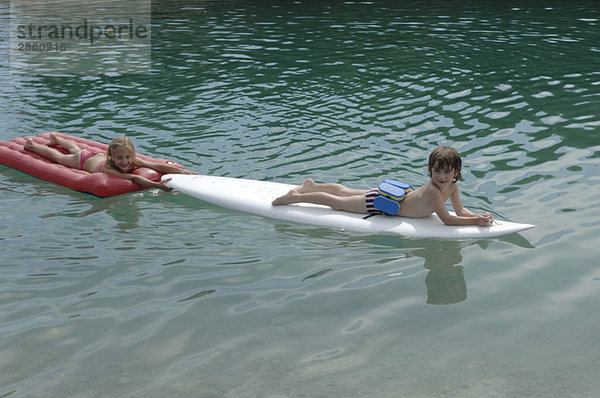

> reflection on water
[423,247,466,305]
[350,234,533,306]
[0,168,152,229]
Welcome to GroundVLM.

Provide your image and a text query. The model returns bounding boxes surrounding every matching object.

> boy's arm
[449,188,478,217]
[450,187,494,225]
[431,185,493,227]
[135,157,198,175]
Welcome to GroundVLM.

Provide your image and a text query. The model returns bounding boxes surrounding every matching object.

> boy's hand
[477,213,494,227]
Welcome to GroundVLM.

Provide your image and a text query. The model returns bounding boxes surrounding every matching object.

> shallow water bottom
[1,184,598,398]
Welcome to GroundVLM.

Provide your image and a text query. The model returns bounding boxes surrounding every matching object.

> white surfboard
[163,175,534,239]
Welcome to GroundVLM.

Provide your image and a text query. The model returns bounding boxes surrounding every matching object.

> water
[1,1,599,397]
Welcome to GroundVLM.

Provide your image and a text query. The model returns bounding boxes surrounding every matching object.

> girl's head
[107,136,136,172]
[428,146,462,183]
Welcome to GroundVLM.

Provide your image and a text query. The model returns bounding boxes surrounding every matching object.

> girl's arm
[135,157,198,175]
[431,185,493,227]
[102,165,173,191]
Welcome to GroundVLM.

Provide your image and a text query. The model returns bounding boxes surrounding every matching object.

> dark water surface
[1,1,599,397]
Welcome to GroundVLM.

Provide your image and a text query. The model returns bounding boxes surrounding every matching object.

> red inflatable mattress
[0,132,182,197]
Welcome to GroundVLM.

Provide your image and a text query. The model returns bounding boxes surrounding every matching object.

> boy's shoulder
[422,181,439,195]
[422,180,458,200]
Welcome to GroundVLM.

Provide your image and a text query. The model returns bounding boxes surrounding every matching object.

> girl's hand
[157,179,173,192]
[181,169,200,175]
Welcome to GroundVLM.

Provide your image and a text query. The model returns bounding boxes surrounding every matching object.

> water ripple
[2,1,600,396]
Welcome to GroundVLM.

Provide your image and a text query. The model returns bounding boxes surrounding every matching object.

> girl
[24,133,196,191]
[271,146,494,227]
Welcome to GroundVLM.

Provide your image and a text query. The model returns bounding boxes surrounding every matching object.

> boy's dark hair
[428,146,462,183]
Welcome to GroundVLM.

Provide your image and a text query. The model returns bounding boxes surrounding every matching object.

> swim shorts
[365,188,383,215]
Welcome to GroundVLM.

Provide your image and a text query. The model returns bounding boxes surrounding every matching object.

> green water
[1,1,599,397]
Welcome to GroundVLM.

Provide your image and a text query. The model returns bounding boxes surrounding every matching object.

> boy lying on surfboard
[271,146,494,227]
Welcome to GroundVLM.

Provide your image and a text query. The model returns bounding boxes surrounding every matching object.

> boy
[271,146,494,227]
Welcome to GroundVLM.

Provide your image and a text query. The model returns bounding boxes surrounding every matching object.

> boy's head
[428,146,462,183]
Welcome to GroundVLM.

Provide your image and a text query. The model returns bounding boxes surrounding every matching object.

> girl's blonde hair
[107,136,136,171]
[428,146,462,183]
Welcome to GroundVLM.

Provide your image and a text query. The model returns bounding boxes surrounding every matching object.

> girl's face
[110,147,134,172]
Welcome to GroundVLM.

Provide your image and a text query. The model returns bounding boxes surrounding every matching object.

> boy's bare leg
[24,138,80,168]
[297,178,367,197]
[272,189,367,213]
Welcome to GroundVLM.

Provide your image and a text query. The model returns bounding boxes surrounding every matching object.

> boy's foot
[297,178,315,193]
[272,188,298,206]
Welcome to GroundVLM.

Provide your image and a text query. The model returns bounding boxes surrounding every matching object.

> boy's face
[431,165,458,186]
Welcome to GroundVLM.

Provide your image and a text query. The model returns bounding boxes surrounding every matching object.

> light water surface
[1,1,599,397]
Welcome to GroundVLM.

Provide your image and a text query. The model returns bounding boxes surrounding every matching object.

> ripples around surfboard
[7,1,597,206]
[138,2,599,195]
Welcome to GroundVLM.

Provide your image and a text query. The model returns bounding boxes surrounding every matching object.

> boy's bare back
[397,181,453,219]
